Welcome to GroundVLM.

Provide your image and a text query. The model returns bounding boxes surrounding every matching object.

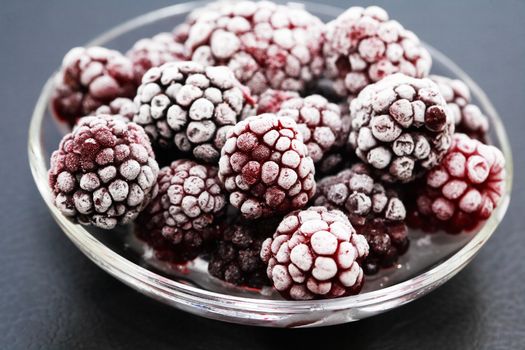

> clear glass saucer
[28,1,513,328]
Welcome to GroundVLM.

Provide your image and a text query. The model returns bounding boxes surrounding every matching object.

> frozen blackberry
[276,95,343,163]
[409,133,505,233]
[218,114,316,219]
[260,207,369,300]
[430,75,489,141]
[349,73,455,183]
[256,89,300,114]
[95,97,137,122]
[139,158,226,236]
[136,218,221,263]
[323,6,431,97]
[48,115,159,229]
[133,61,253,162]
[183,1,324,95]
[51,47,138,127]
[126,32,187,81]
[208,217,279,288]
[314,164,408,274]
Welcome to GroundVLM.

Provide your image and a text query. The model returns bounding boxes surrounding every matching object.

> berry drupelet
[48,115,159,229]
[323,6,432,97]
[349,73,455,183]
[218,114,316,220]
[315,164,408,274]
[409,133,505,233]
[182,1,325,95]
[51,47,138,127]
[133,61,253,162]
[260,207,369,300]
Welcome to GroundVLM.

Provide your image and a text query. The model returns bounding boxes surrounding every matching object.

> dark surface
[1,0,524,349]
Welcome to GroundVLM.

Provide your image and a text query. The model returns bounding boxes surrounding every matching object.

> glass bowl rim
[28,0,513,314]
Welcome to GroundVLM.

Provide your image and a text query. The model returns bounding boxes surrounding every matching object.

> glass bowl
[28,1,513,328]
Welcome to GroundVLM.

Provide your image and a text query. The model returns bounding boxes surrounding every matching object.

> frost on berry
[410,133,506,233]
[314,163,409,274]
[48,115,159,229]
[133,61,254,162]
[182,1,324,95]
[127,32,187,81]
[349,74,455,183]
[276,95,343,163]
[323,5,431,97]
[261,206,368,300]
[219,114,316,220]
[51,47,138,127]
[430,75,489,141]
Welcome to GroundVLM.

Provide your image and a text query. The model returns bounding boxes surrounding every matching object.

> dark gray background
[1,0,524,349]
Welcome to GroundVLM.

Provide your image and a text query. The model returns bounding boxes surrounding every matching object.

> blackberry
[349,73,455,183]
[133,61,254,162]
[48,115,159,229]
[218,114,316,219]
[140,159,226,234]
[409,133,505,233]
[208,217,279,288]
[183,1,324,95]
[256,89,300,114]
[260,206,369,300]
[126,32,187,81]
[323,5,431,97]
[51,47,138,127]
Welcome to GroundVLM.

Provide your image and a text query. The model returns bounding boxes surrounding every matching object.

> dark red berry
[260,207,369,300]
[409,133,505,233]
[51,47,138,127]
[48,115,159,229]
[218,114,316,219]
[324,6,431,97]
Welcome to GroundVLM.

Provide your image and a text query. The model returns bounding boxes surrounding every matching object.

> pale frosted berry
[410,133,505,233]
[51,47,138,127]
[323,6,431,97]
[182,1,324,95]
[133,61,254,162]
[126,32,187,81]
[430,75,489,141]
[48,115,159,229]
[349,73,454,182]
[138,158,226,238]
[315,163,408,274]
[260,206,369,300]
[277,95,343,163]
[218,114,316,219]
[95,97,137,122]
[208,217,279,287]
[256,89,300,114]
